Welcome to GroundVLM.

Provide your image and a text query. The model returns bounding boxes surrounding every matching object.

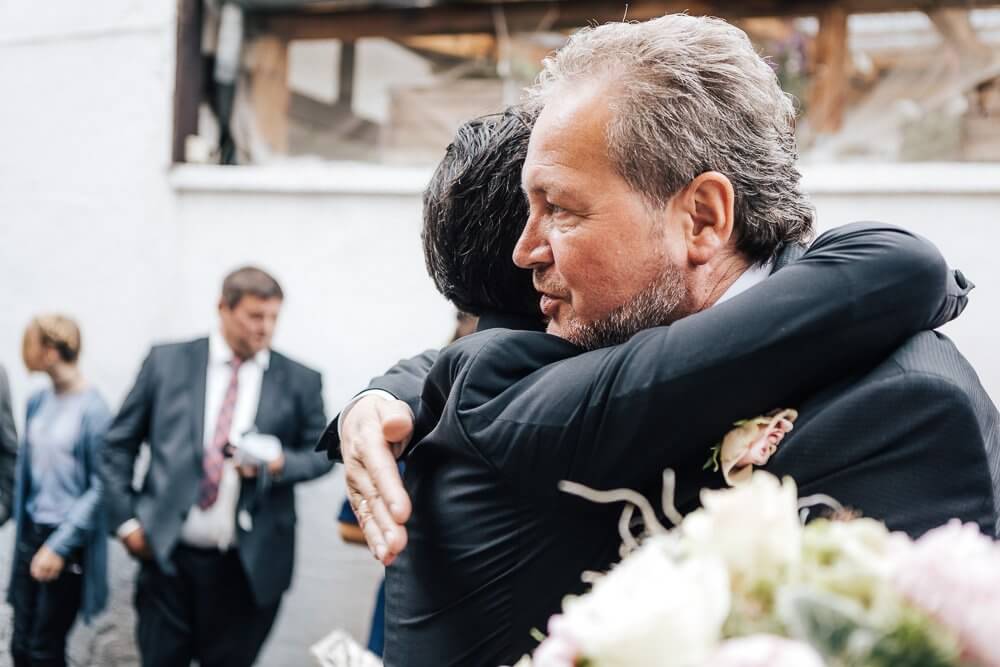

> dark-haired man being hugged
[102,267,332,667]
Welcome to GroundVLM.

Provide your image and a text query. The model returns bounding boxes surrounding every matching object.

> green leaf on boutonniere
[704,443,722,472]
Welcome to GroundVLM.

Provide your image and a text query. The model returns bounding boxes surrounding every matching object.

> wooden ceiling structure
[172,0,1000,162]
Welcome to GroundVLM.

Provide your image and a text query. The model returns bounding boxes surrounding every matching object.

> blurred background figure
[0,365,17,527]
[100,267,332,667]
[8,315,111,667]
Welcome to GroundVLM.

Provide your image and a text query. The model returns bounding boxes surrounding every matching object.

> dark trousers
[9,520,83,667]
[135,545,281,667]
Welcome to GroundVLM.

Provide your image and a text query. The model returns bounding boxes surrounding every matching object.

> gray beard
[561,263,688,351]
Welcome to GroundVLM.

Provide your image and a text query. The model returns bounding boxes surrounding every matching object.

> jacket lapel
[255,353,284,434]
[189,338,209,466]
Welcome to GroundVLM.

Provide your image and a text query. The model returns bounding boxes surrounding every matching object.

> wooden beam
[257,0,1000,41]
[248,35,291,154]
[400,34,498,61]
[172,0,203,163]
[809,3,849,134]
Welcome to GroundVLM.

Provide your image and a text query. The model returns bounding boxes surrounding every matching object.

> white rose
[681,473,801,588]
[799,517,906,624]
[705,635,825,667]
[559,536,730,667]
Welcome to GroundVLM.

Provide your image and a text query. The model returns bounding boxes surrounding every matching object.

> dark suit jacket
[102,337,332,606]
[330,223,983,667]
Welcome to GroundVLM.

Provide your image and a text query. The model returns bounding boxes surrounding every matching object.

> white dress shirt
[337,261,773,439]
[178,331,270,550]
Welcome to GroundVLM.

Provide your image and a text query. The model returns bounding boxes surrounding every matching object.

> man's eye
[549,203,564,215]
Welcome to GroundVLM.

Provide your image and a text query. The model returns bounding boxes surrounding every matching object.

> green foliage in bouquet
[775,588,961,667]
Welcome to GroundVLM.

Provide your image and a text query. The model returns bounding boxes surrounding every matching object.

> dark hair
[221,266,284,309]
[422,106,540,317]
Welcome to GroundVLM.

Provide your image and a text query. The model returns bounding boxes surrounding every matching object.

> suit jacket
[0,365,17,525]
[337,223,980,667]
[102,337,332,606]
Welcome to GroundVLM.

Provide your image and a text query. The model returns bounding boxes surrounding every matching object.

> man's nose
[512,217,552,269]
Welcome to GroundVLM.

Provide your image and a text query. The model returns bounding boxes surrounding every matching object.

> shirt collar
[210,330,271,370]
[713,260,773,307]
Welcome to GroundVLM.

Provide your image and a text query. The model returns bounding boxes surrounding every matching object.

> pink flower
[891,520,1000,667]
[719,409,798,486]
[705,635,825,667]
[533,615,581,667]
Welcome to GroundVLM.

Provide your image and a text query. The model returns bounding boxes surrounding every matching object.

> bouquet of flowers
[513,472,1000,667]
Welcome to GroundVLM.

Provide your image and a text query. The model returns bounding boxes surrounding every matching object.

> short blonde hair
[27,314,82,363]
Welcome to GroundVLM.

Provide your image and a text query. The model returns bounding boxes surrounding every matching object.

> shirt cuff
[337,389,404,441]
[117,518,142,540]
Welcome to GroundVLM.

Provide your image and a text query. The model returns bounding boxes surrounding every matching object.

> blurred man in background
[101,266,333,667]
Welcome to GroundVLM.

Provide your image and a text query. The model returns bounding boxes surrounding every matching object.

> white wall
[0,0,178,411]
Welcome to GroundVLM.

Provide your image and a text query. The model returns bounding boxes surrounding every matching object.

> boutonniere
[704,409,798,486]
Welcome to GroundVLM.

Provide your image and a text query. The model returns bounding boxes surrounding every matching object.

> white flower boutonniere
[705,409,798,486]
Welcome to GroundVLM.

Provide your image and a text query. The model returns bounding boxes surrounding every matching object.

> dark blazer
[0,365,17,526]
[102,337,332,606]
[332,224,982,667]
[767,328,999,537]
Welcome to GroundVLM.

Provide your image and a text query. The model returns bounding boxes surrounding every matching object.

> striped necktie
[198,357,243,509]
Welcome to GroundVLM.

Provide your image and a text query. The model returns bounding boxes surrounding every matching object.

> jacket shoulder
[450,330,580,413]
[887,332,987,400]
[148,337,206,360]
[443,330,578,387]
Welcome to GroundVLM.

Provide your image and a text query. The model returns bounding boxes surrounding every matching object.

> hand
[342,394,413,565]
[30,546,65,582]
[238,453,285,478]
[122,526,153,560]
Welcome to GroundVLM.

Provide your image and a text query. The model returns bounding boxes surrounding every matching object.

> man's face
[513,82,691,348]
[219,295,282,359]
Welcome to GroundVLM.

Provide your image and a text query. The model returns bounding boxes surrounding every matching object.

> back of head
[423,106,540,317]
[528,14,814,263]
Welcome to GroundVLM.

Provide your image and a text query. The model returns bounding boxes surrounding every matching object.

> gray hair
[527,14,814,262]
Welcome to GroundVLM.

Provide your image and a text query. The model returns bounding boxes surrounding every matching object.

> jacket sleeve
[46,398,112,557]
[0,366,17,526]
[100,350,157,533]
[277,368,334,484]
[318,349,439,461]
[461,223,963,493]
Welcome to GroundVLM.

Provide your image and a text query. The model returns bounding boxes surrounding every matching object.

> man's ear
[682,171,735,266]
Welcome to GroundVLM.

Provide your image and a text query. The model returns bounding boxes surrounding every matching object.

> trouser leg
[134,555,197,667]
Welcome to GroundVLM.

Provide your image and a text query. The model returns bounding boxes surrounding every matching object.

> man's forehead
[523,83,614,189]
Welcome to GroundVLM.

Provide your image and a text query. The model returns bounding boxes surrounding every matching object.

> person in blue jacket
[8,315,110,667]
